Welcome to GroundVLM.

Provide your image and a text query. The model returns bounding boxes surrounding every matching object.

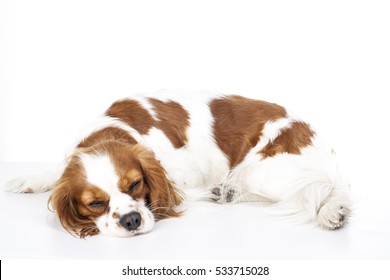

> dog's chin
[96,223,155,238]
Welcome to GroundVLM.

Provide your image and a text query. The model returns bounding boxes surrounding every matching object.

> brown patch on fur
[149,98,190,148]
[78,127,137,148]
[105,98,190,149]
[117,172,149,201]
[77,187,110,217]
[210,95,287,167]
[112,212,120,219]
[105,99,154,135]
[259,121,315,159]
[24,188,33,193]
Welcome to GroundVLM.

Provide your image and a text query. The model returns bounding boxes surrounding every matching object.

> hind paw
[317,201,351,230]
[210,184,238,203]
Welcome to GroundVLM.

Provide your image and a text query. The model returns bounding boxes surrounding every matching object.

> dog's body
[6,90,351,237]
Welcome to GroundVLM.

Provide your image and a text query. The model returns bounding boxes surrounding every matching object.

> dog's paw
[317,200,351,230]
[210,184,238,203]
[5,176,50,193]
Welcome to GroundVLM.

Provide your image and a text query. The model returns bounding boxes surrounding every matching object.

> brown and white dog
[6,90,351,238]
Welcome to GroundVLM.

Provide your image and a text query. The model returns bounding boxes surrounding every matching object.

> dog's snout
[119,212,142,231]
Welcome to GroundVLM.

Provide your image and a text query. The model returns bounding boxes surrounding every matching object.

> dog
[5,90,351,238]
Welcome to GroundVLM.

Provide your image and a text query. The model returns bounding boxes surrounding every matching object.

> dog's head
[49,141,183,238]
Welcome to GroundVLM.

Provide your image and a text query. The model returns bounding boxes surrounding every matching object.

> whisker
[148,206,173,212]
[146,201,162,208]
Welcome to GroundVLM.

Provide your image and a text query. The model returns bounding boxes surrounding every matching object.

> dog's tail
[265,169,352,229]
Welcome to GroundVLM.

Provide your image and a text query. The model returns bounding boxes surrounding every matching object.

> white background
[1,0,390,265]
[1,0,389,164]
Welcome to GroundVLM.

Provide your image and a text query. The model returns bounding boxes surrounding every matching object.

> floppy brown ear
[48,182,99,238]
[135,146,183,220]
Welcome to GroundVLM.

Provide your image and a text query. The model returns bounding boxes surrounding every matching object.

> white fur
[5,90,351,236]
[81,154,118,190]
[230,136,351,229]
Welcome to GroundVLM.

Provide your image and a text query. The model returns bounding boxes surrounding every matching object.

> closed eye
[88,201,106,208]
[129,180,141,192]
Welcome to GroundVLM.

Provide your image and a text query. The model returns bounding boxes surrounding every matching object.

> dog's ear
[134,146,183,220]
[48,182,99,238]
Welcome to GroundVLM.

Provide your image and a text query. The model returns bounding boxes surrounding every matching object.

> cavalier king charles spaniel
[6,90,351,238]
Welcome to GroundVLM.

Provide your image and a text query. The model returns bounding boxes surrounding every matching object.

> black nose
[119,212,142,231]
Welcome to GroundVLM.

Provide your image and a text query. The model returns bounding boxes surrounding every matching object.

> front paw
[5,176,48,193]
